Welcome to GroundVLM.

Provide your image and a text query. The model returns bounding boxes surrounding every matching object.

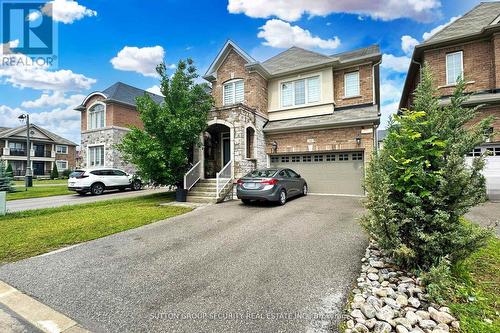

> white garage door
[270,152,364,195]
[466,145,500,200]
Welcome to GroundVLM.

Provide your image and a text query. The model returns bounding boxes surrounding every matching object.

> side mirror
[296,174,301,178]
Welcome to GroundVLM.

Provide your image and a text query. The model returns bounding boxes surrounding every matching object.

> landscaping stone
[375,305,395,322]
[419,319,437,330]
[354,323,370,333]
[373,321,392,333]
[405,311,419,325]
[436,323,449,331]
[360,303,377,319]
[346,319,355,329]
[416,310,430,320]
[408,297,421,308]
[351,309,365,319]
[368,273,379,281]
[428,307,455,324]
[396,294,408,306]
[396,325,409,333]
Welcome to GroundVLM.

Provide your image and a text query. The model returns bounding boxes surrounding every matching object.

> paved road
[0,196,367,333]
[466,201,500,236]
[6,189,164,212]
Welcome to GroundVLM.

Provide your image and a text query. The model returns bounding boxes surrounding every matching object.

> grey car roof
[264,104,379,132]
[101,82,164,105]
[424,2,500,44]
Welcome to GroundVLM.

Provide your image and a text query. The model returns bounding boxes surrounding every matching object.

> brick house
[0,124,77,178]
[74,82,163,172]
[400,2,500,200]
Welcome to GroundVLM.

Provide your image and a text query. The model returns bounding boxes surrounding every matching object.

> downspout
[372,59,382,152]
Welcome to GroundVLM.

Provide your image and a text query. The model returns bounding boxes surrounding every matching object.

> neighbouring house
[74,82,163,172]
[400,2,500,200]
[377,129,387,150]
[0,124,77,178]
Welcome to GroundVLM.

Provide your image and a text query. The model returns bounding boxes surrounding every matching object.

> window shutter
[307,76,320,103]
[294,79,305,105]
[234,80,244,103]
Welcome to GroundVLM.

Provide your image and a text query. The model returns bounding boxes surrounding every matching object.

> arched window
[88,103,105,129]
[223,79,244,106]
[246,127,255,159]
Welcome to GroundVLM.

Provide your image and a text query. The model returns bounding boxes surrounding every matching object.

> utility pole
[18,114,32,189]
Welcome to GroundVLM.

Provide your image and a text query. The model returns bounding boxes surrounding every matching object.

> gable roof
[331,45,381,63]
[262,46,334,75]
[203,40,259,80]
[425,2,500,44]
[76,82,163,110]
[0,124,77,146]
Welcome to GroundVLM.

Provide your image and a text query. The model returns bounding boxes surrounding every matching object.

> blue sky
[0,0,487,143]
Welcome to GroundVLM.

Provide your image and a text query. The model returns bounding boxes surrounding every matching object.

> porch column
[199,133,205,179]
[230,127,235,178]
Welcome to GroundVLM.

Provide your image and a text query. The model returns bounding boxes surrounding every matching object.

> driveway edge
[0,280,89,333]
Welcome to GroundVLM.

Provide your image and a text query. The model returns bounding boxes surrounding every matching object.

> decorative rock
[346,320,355,329]
[371,260,385,268]
[351,309,365,319]
[368,273,379,281]
[410,327,424,333]
[383,297,401,309]
[374,288,388,298]
[396,294,409,306]
[416,310,430,320]
[396,325,410,333]
[428,307,455,324]
[360,303,377,319]
[405,311,419,325]
[451,321,460,329]
[408,297,421,308]
[375,305,395,322]
[354,323,369,333]
[367,296,382,309]
[365,318,377,329]
[394,317,412,330]
[367,267,379,273]
[439,307,450,314]
[419,319,437,330]
[373,321,392,333]
[436,323,449,331]
[381,281,390,287]
[432,329,447,333]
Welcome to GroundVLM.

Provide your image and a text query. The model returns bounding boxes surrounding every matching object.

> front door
[33,162,44,176]
[222,133,230,167]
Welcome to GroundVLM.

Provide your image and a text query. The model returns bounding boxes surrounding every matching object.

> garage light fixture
[355,135,361,146]
[271,141,278,153]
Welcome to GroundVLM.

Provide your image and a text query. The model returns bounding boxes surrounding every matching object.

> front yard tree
[118,59,213,189]
[362,67,492,271]
[51,164,59,179]
[0,162,14,192]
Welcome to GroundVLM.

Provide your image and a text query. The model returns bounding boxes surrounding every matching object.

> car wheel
[302,184,308,196]
[90,183,105,195]
[131,180,142,191]
[241,199,251,204]
[278,189,287,206]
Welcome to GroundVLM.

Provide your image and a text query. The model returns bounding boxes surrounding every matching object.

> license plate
[69,182,75,186]
[244,183,258,189]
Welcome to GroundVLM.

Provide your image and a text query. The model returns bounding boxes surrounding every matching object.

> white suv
[68,168,142,195]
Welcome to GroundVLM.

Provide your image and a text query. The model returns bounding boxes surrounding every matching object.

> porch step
[187,178,218,203]
[185,195,218,204]
[197,179,217,184]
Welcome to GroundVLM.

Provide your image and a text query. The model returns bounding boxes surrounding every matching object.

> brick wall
[466,105,500,143]
[265,126,375,166]
[212,49,268,115]
[423,40,495,96]
[55,145,77,170]
[108,104,143,129]
[334,64,374,107]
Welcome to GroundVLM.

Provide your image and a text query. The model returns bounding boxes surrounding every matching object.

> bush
[5,163,13,176]
[62,169,72,178]
[51,164,59,179]
[361,67,492,271]
[0,162,14,192]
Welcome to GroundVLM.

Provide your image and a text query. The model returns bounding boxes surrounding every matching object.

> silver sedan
[236,168,308,205]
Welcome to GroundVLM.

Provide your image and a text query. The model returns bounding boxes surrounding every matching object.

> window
[467,148,481,157]
[314,155,323,162]
[56,160,68,170]
[8,142,25,150]
[88,103,105,129]
[344,71,360,97]
[291,156,301,162]
[339,153,349,161]
[352,152,363,160]
[326,154,335,161]
[246,127,255,159]
[446,51,463,85]
[113,170,127,176]
[88,145,105,167]
[271,156,279,163]
[486,147,500,156]
[287,169,300,178]
[303,155,312,162]
[223,79,244,105]
[56,145,68,154]
[281,156,290,163]
[281,76,320,107]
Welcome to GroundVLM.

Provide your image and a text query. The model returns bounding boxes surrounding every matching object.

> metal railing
[34,150,52,157]
[9,149,26,156]
[184,161,201,190]
[216,160,232,199]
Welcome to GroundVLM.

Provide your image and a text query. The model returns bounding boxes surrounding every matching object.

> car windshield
[244,169,278,178]
[69,170,85,178]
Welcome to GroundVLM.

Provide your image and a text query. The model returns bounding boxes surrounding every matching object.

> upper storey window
[281,76,320,108]
[223,79,244,106]
[446,51,463,85]
[88,103,105,130]
[344,71,360,98]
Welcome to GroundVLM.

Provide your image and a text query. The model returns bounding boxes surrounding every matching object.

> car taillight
[260,178,278,185]
[237,179,243,185]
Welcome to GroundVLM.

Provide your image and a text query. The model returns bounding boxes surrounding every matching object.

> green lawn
[439,237,500,333]
[13,179,68,186]
[7,186,73,200]
[0,192,191,263]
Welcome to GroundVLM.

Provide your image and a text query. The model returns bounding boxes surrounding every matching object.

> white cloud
[381,54,411,73]
[42,0,97,24]
[0,104,81,144]
[146,85,164,96]
[380,101,400,128]
[111,46,165,77]
[228,0,441,22]
[401,35,419,55]
[381,81,403,104]
[21,92,85,108]
[423,15,460,40]
[258,19,341,49]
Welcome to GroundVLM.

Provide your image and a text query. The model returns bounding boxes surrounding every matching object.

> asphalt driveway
[0,196,367,333]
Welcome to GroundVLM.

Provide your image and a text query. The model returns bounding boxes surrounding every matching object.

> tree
[5,163,13,176]
[51,163,59,179]
[117,59,213,187]
[0,162,14,192]
[361,67,492,271]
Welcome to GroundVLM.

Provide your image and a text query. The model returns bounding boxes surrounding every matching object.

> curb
[0,280,89,333]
